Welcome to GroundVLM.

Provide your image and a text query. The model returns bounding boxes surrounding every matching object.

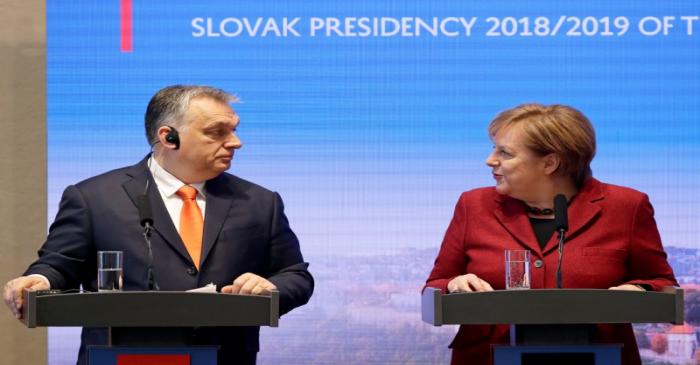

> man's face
[175,97,242,182]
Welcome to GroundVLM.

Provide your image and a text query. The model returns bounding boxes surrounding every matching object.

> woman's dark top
[529,217,556,250]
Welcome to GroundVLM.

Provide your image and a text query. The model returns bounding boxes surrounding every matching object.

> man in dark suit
[3,85,314,364]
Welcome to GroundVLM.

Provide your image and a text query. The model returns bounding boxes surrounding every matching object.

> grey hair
[144,85,238,146]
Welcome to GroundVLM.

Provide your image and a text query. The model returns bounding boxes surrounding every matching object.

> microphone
[554,194,569,232]
[137,192,159,291]
[553,194,568,289]
[137,194,154,230]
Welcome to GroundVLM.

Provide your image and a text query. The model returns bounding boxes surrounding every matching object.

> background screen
[47,1,700,364]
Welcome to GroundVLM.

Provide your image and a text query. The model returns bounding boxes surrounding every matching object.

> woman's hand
[609,284,645,291]
[447,273,494,293]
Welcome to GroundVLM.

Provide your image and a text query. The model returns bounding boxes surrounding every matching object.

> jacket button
[533,260,544,268]
[186,266,198,276]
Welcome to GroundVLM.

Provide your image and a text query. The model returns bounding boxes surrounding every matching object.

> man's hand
[3,276,50,319]
[221,273,277,296]
[447,273,494,293]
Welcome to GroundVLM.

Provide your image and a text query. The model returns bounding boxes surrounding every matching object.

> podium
[422,287,684,365]
[22,289,279,364]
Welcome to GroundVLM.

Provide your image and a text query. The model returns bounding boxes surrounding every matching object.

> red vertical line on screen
[120,0,133,52]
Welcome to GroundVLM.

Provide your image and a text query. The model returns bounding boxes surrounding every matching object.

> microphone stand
[555,228,565,289]
[143,221,159,291]
[553,194,569,289]
[139,193,159,291]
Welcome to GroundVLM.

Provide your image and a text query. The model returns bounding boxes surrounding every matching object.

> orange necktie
[176,186,203,269]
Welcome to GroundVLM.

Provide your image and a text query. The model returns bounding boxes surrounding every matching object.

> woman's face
[485,125,550,202]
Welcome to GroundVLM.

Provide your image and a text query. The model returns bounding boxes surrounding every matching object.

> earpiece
[164,126,180,150]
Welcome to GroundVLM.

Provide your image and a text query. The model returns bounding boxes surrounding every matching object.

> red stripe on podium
[117,354,190,365]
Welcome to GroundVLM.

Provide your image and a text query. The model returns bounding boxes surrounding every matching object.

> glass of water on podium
[97,251,123,291]
[505,249,530,290]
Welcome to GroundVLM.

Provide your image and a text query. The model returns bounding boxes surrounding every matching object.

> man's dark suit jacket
[24,157,314,364]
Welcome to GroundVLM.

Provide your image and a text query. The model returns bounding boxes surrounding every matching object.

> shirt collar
[148,157,206,198]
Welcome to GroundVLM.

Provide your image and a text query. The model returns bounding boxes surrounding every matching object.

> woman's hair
[488,103,596,187]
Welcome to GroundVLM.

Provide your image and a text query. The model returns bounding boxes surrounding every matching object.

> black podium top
[422,287,683,326]
[22,290,279,328]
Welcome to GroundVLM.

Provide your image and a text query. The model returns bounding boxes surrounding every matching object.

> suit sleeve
[424,193,469,293]
[265,192,314,315]
[23,185,95,290]
[623,194,678,291]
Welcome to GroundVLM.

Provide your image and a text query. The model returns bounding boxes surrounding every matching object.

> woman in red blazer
[425,104,677,365]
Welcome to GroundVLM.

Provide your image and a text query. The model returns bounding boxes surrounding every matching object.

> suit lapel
[493,195,542,254]
[200,175,235,267]
[122,157,193,263]
[542,179,604,255]
[492,179,605,256]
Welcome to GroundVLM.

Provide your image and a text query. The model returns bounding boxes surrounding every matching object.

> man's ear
[157,126,180,150]
[543,153,561,176]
